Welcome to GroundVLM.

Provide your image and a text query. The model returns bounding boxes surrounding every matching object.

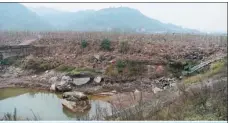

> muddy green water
[0,88,112,120]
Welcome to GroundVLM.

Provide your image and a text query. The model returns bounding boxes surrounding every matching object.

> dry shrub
[151,78,227,120]
[22,56,61,72]
[105,59,147,78]
[119,41,129,53]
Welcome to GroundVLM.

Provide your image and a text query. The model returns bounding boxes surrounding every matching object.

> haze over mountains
[0,3,200,33]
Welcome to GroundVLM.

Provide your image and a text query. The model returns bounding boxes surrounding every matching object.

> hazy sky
[21,3,227,33]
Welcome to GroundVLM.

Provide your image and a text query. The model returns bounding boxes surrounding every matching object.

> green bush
[116,60,126,73]
[119,41,129,53]
[22,57,60,72]
[81,40,88,48]
[100,38,111,51]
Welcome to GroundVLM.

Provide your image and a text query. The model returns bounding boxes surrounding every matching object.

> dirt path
[19,35,41,45]
[19,39,37,45]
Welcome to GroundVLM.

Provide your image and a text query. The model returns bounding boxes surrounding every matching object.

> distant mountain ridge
[0,3,199,33]
[0,3,53,31]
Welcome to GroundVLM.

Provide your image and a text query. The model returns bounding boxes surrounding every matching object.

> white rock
[170,83,177,87]
[72,77,90,86]
[94,76,102,83]
[31,75,37,78]
[94,54,100,60]
[134,89,140,93]
[50,83,56,91]
[111,90,117,93]
[152,87,163,94]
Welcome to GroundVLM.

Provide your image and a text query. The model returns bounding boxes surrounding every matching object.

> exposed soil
[0,32,227,116]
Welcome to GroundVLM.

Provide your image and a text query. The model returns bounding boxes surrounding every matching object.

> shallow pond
[0,88,112,120]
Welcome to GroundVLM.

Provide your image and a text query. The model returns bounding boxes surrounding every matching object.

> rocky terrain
[0,32,227,119]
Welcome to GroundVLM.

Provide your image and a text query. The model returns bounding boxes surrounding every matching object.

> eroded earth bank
[0,32,227,120]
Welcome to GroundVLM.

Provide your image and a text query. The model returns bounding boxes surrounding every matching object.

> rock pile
[154,77,176,89]
[61,91,91,113]
[49,73,97,92]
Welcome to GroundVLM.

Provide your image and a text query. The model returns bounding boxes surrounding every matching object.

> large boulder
[56,82,72,92]
[56,85,72,92]
[72,77,91,86]
[54,76,73,92]
[63,91,88,101]
[61,99,91,113]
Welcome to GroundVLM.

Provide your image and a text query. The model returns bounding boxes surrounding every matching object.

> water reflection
[62,105,90,118]
[0,88,112,120]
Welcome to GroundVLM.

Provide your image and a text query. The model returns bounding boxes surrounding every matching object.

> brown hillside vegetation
[29,32,227,75]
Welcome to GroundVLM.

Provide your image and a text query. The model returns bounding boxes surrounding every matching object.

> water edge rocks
[61,91,91,113]
[63,91,88,101]
[61,99,91,113]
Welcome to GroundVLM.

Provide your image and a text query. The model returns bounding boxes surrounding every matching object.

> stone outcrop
[154,77,176,89]
[63,91,88,101]
[61,91,90,113]
[72,77,91,86]
[55,76,73,92]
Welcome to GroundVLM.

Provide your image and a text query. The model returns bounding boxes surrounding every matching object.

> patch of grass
[184,60,226,84]
[67,69,81,76]
[0,56,23,66]
[55,65,76,72]
[125,60,146,76]
[119,41,129,53]
[152,79,227,120]
[168,59,199,78]
[183,74,203,84]
[116,60,126,73]
[105,64,119,77]
[81,40,88,48]
[105,59,146,77]
[100,38,111,51]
